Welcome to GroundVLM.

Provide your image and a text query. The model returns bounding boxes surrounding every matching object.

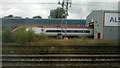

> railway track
[3,54,120,57]
[2,45,120,68]
[2,54,120,67]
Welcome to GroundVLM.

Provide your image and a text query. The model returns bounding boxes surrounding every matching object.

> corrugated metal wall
[86,10,120,40]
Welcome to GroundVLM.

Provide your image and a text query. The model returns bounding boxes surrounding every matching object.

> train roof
[35,25,92,29]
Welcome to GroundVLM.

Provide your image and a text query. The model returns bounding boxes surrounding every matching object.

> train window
[57,30,61,32]
[67,30,71,32]
[46,30,61,33]
[46,30,90,33]
[67,30,82,33]
[78,30,83,33]
[41,29,43,31]
[74,30,79,32]
[84,30,90,33]
[62,30,65,32]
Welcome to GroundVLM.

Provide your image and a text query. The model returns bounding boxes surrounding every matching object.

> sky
[0,0,119,19]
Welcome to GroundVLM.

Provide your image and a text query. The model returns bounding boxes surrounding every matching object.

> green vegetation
[36,33,49,41]
[14,28,30,44]
[2,28,36,44]
[2,28,14,42]
[3,43,120,54]
[29,39,119,46]
[2,27,119,46]
[49,7,65,18]
[3,15,22,18]
[33,15,42,19]
[0,31,2,41]
[2,27,49,44]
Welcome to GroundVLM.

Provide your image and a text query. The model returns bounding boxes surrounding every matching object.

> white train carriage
[27,26,93,37]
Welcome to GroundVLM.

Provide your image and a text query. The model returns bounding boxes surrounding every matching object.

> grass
[3,38,119,54]
[27,38,119,46]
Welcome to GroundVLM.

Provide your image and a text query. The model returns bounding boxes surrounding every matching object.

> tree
[49,7,65,19]
[3,15,22,18]
[7,15,13,17]
[3,15,13,18]
[14,16,22,18]
[33,15,42,19]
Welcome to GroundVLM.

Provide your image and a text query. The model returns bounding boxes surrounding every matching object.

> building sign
[104,13,120,26]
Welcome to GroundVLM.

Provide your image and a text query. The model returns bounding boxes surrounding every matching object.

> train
[26,26,94,38]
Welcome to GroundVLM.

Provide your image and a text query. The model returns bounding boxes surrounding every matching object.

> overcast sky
[0,0,119,19]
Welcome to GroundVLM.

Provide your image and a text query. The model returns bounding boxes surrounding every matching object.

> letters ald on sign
[104,13,120,26]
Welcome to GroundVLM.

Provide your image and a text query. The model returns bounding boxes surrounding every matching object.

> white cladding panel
[104,13,120,26]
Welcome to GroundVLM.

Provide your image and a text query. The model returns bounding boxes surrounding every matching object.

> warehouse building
[86,10,120,40]
[2,18,86,30]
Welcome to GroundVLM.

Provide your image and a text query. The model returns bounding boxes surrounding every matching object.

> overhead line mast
[58,0,72,39]
[58,0,72,19]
